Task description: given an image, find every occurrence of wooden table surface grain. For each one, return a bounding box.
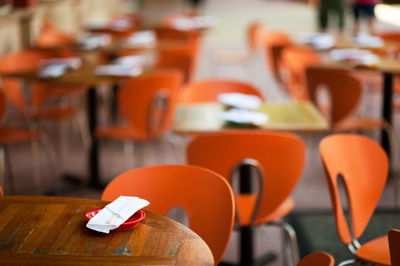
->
[0,196,214,266]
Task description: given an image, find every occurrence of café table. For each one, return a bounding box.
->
[0,196,214,266]
[173,101,329,134]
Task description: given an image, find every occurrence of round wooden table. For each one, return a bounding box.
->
[0,196,214,266]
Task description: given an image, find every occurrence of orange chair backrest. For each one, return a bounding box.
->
[156,53,193,84]
[118,69,183,139]
[187,131,305,223]
[154,26,200,44]
[306,66,361,126]
[36,20,76,48]
[0,89,7,121]
[247,21,262,53]
[281,46,321,101]
[178,79,265,104]
[263,31,293,82]
[0,186,3,196]
[389,229,400,266]
[101,164,235,264]
[0,50,53,111]
[320,134,388,244]
[297,252,335,266]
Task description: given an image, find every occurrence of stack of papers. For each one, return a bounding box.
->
[123,31,156,48]
[296,32,336,50]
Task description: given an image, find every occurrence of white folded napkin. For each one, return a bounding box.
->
[86,196,150,233]
[95,64,142,77]
[78,34,111,50]
[219,108,269,125]
[218,92,263,110]
[113,55,146,68]
[328,48,380,66]
[354,33,384,48]
[296,32,336,50]
[123,31,156,47]
[38,64,68,78]
[171,16,216,30]
[39,57,82,70]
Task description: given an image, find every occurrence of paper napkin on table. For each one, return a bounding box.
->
[123,31,156,47]
[218,92,263,110]
[86,196,150,234]
[219,108,269,125]
[78,34,111,50]
[95,64,142,77]
[296,32,336,50]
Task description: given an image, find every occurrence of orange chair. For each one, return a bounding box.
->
[95,70,183,167]
[0,186,3,196]
[247,21,262,55]
[154,26,201,44]
[178,79,265,104]
[389,229,400,266]
[187,131,306,265]
[297,252,334,266]
[0,88,50,194]
[306,65,388,133]
[101,164,235,265]
[281,46,321,101]
[320,134,390,266]
[262,31,293,86]
[36,19,76,49]
[156,52,193,84]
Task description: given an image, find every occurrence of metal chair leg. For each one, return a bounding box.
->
[338,259,358,266]
[282,222,300,265]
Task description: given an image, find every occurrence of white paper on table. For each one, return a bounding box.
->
[86,196,150,234]
[38,64,68,78]
[171,16,216,30]
[296,32,336,50]
[123,31,156,47]
[218,92,263,110]
[39,57,82,70]
[78,34,111,50]
[113,55,146,68]
[95,64,142,77]
[219,108,269,125]
[353,33,384,48]
[328,48,380,66]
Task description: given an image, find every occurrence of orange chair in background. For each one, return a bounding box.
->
[320,134,390,266]
[0,89,51,194]
[0,186,3,196]
[262,31,293,86]
[389,229,400,266]
[281,46,321,101]
[178,79,265,104]
[297,252,334,266]
[101,164,235,265]
[156,52,193,84]
[306,66,388,132]
[36,19,76,49]
[95,70,183,168]
[187,131,306,266]
[247,21,262,55]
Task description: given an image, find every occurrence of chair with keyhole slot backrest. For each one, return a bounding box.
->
[187,131,306,266]
[305,65,388,133]
[263,31,293,86]
[0,88,45,194]
[319,134,390,266]
[297,252,335,266]
[101,164,235,265]
[95,69,183,166]
[389,229,400,266]
[281,46,321,101]
[178,79,265,104]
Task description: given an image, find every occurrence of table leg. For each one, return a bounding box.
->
[382,72,393,158]
[87,87,102,188]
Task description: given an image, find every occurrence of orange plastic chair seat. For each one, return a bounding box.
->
[31,106,77,120]
[333,118,387,132]
[0,127,40,145]
[236,194,294,226]
[95,126,150,141]
[356,235,390,266]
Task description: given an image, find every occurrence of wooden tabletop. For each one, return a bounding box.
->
[0,196,214,266]
[173,101,329,134]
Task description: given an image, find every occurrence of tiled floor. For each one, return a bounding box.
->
[2,0,400,265]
